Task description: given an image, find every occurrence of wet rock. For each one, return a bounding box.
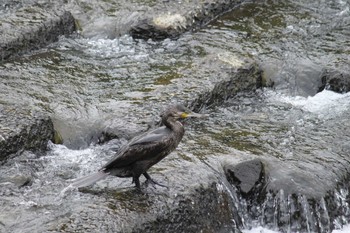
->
[99,62,262,142]
[57,0,245,40]
[266,157,350,232]
[130,14,187,40]
[222,155,350,232]
[224,159,265,196]
[190,63,263,111]
[263,58,324,97]
[53,129,64,145]
[7,175,33,187]
[50,159,241,233]
[130,184,238,233]
[0,6,75,60]
[0,0,249,57]
[318,69,350,93]
[130,0,245,40]
[0,105,54,161]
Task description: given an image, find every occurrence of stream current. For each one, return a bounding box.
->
[1,0,350,232]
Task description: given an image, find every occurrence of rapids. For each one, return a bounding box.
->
[1,0,350,232]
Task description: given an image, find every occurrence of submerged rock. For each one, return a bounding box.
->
[318,69,350,93]
[190,63,263,111]
[6,174,33,187]
[0,6,75,60]
[0,105,54,161]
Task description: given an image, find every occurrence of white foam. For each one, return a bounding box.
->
[47,143,95,165]
[242,225,350,233]
[333,225,350,233]
[242,227,280,233]
[85,36,136,57]
[44,142,104,176]
[66,35,151,60]
[266,89,350,119]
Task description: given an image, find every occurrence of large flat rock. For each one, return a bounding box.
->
[0,6,75,60]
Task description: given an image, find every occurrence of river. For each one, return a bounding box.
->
[0,0,350,232]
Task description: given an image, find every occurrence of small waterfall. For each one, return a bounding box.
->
[328,187,350,230]
[221,180,350,233]
[259,191,331,232]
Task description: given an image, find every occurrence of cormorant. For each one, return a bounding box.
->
[71,104,205,190]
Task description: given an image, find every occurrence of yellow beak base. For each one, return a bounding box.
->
[180,112,189,118]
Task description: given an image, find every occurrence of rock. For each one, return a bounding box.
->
[0,6,76,60]
[43,159,241,233]
[99,62,262,141]
[224,159,265,196]
[130,183,238,233]
[219,155,350,232]
[53,129,64,145]
[130,0,245,40]
[0,105,54,161]
[130,14,188,40]
[262,58,324,97]
[189,63,263,111]
[318,69,350,93]
[7,175,33,187]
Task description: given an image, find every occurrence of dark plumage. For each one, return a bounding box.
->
[71,104,205,190]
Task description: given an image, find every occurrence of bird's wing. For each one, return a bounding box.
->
[129,126,171,145]
[102,127,171,169]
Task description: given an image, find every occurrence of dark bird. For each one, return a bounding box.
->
[71,104,205,190]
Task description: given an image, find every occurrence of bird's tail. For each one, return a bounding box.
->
[71,171,109,188]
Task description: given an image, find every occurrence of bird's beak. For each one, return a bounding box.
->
[180,112,209,119]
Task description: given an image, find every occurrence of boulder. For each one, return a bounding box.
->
[0,105,54,161]
[130,0,245,40]
[318,69,350,93]
[224,158,265,196]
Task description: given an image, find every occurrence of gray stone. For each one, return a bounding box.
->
[54,0,246,40]
[189,63,263,111]
[318,69,350,93]
[220,155,350,232]
[42,160,241,233]
[130,0,243,39]
[7,174,33,187]
[0,6,75,60]
[0,105,54,161]
[224,159,265,195]
[129,0,245,40]
[130,184,237,233]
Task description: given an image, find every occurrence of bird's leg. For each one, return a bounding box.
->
[132,176,141,190]
[143,172,168,188]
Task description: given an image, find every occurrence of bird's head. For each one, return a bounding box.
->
[161,104,207,124]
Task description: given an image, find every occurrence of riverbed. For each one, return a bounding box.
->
[1,0,350,232]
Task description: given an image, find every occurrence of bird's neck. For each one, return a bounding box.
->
[164,120,184,134]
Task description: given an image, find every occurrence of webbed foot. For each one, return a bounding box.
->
[143,172,168,188]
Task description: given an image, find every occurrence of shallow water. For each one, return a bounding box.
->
[1,0,350,232]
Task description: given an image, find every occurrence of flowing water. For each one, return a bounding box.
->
[0,0,350,232]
